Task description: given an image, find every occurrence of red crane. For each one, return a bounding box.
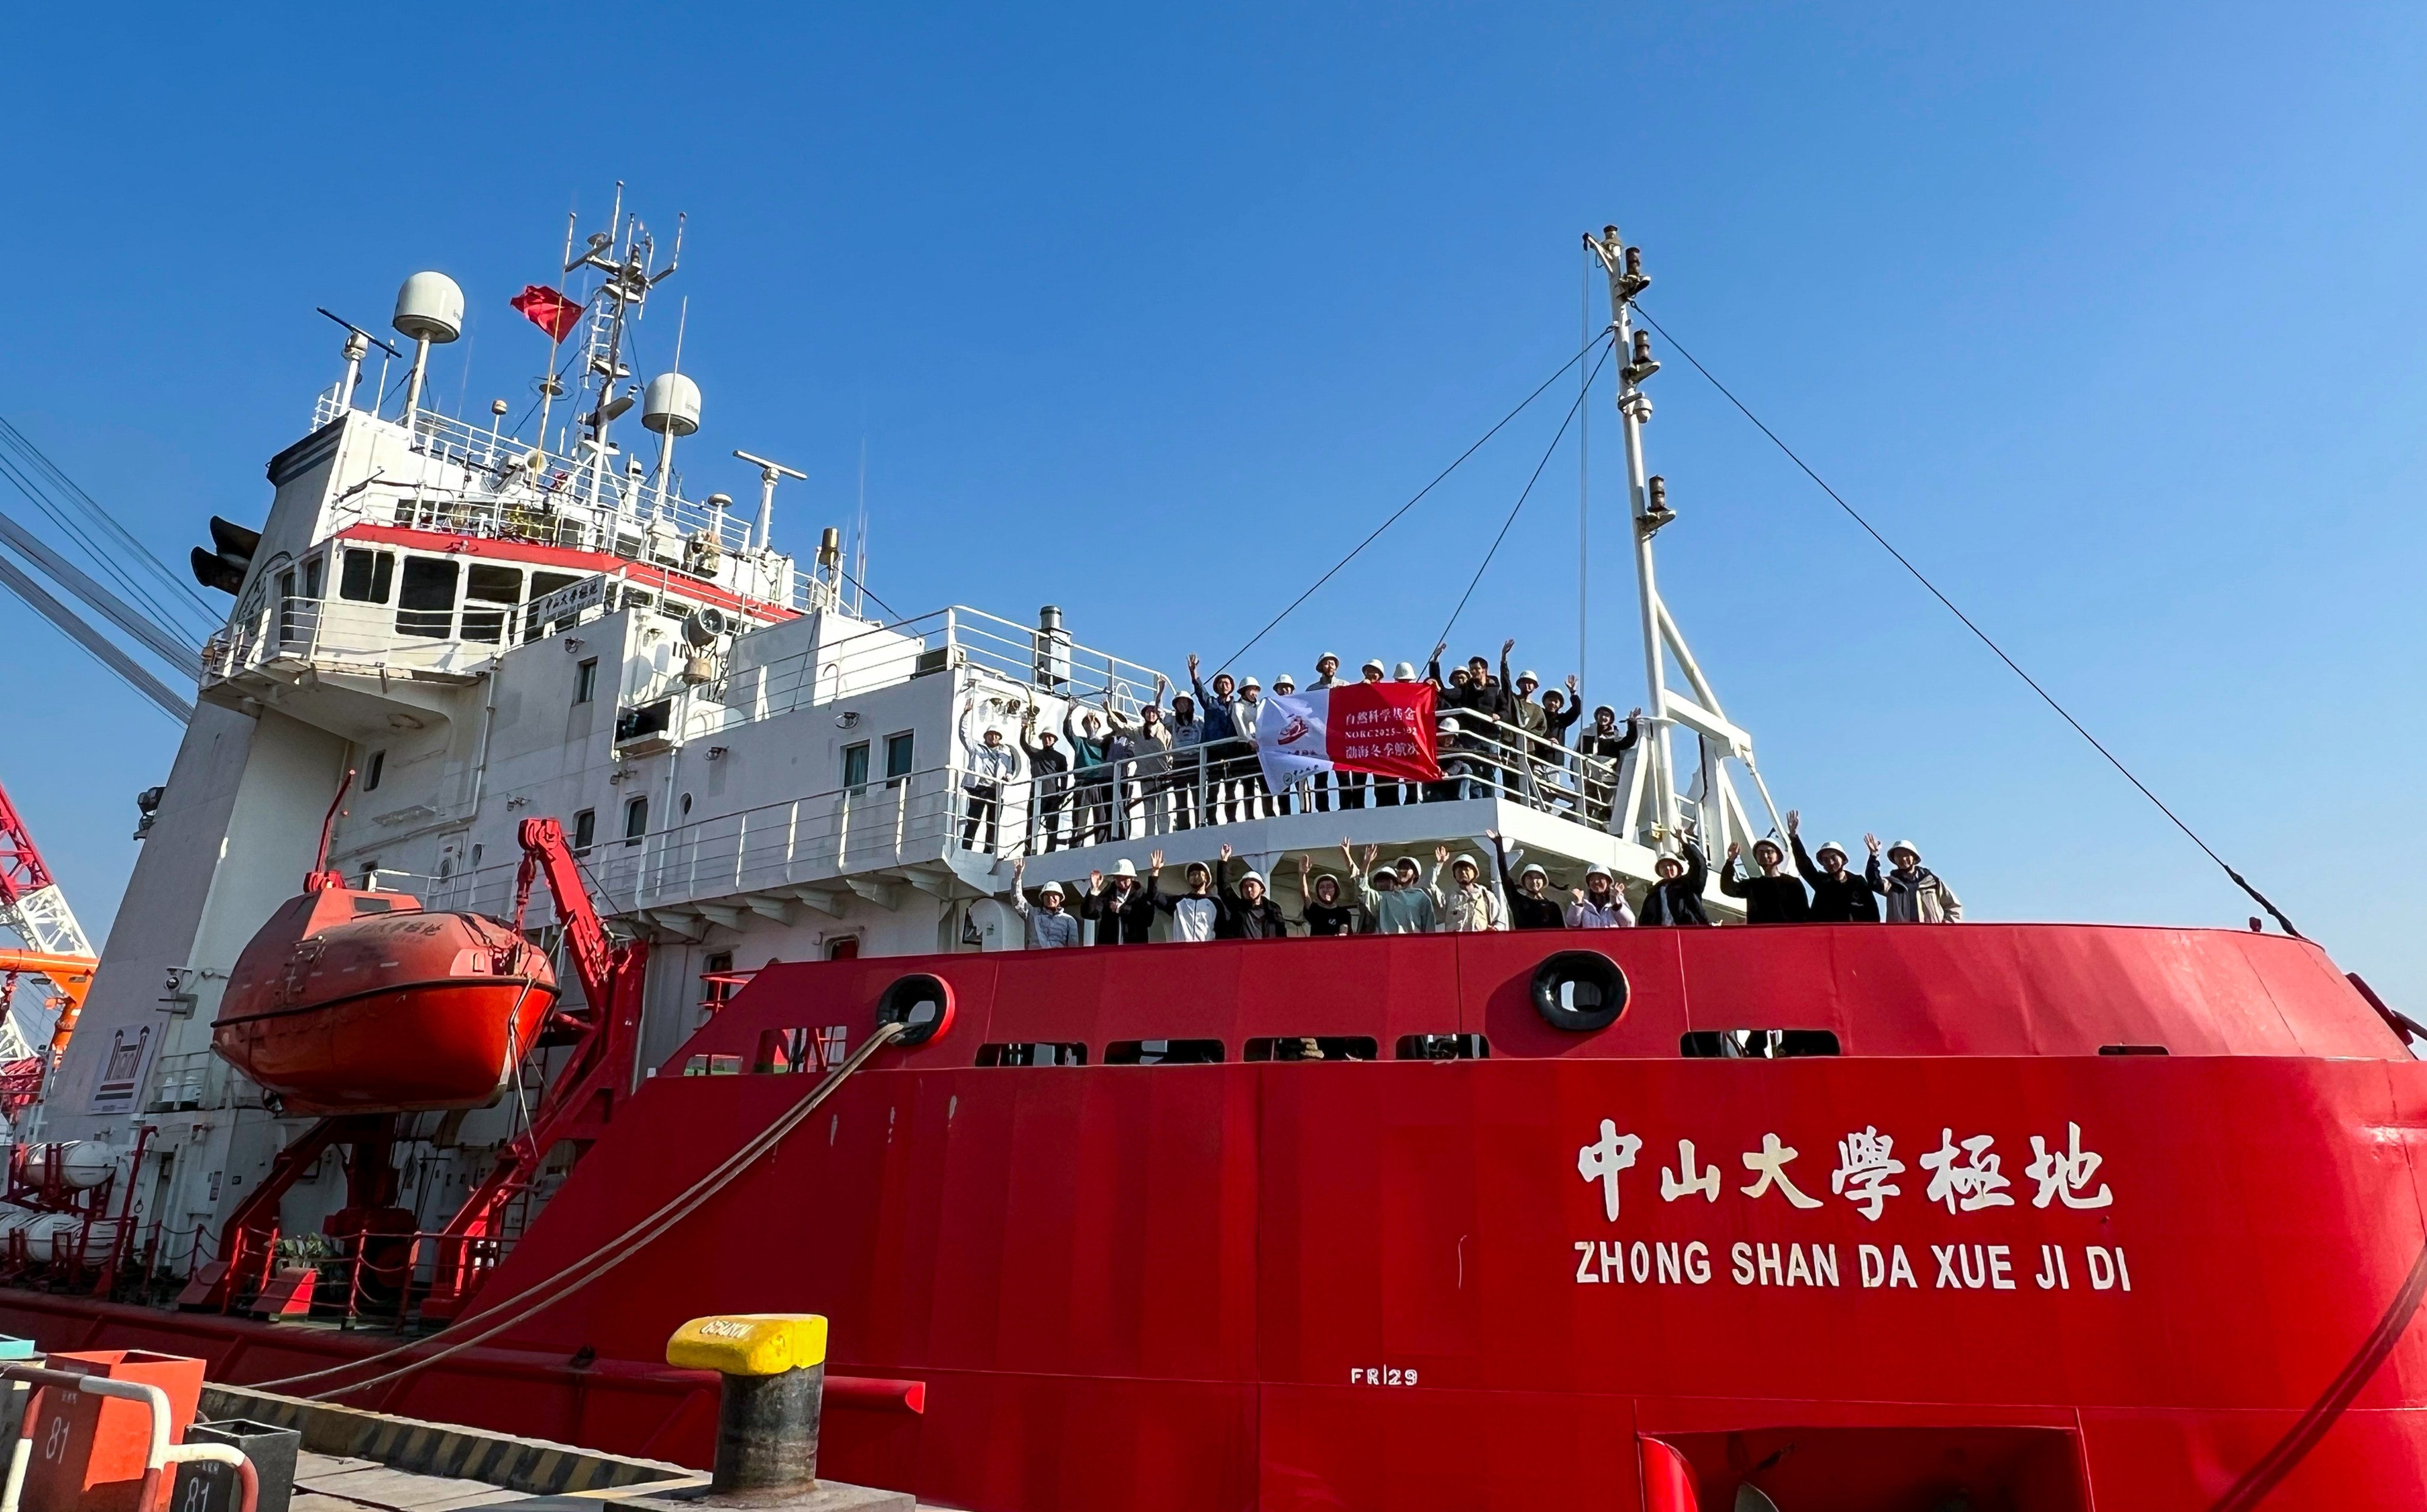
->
[420,815,648,1319]
[180,814,647,1318]
[0,775,97,1111]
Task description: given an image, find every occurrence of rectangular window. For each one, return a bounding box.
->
[396,557,459,638]
[1104,1039,1225,1065]
[571,808,596,855]
[884,731,915,787]
[338,549,395,604]
[303,555,326,600]
[461,564,523,643]
[364,750,386,791]
[841,741,869,793]
[574,658,599,705]
[623,795,648,846]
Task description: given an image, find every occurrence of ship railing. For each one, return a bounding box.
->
[311,394,830,613]
[450,715,1651,923]
[712,606,1168,723]
[207,595,508,683]
[955,706,1658,859]
[587,766,967,912]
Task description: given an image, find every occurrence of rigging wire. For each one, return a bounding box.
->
[0,420,216,638]
[1629,304,2304,938]
[1434,338,1613,653]
[1212,328,1613,677]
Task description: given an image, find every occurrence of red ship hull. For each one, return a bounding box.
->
[12,924,2426,1508]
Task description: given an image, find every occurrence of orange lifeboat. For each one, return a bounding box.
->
[212,884,558,1115]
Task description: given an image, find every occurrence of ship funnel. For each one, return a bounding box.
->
[1034,605,1072,691]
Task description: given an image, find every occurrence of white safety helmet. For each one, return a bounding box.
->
[1393,661,1418,680]
[1274,675,1296,691]
[1519,862,1547,880]
[1517,669,1540,686]
[1584,864,1613,882]
[1241,676,1261,691]
[1452,853,1479,874]
[1110,859,1138,878]
[1753,836,1785,860]
[1363,658,1386,675]
[1038,880,1064,897]
[1240,870,1266,889]
[1888,839,1921,864]
[1815,840,1849,863]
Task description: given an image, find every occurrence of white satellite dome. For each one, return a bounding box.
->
[393,271,465,344]
[642,372,702,436]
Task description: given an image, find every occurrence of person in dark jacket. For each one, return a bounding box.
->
[1064,705,1113,844]
[1187,653,1248,823]
[1577,705,1643,827]
[1018,708,1070,852]
[1636,831,1710,926]
[1213,845,1290,938]
[1719,836,1812,923]
[1081,856,1158,944]
[1294,853,1358,935]
[1787,810,1880,922]
[1488,829,1566,930]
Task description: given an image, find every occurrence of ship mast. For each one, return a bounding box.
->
[1586,226,1782,858]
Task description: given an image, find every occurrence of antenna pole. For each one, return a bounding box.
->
[1588,225,1675,844]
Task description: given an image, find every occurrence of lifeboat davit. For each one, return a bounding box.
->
[212,884,557,1115]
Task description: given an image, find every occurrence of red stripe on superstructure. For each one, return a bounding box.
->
[328,524,799,622]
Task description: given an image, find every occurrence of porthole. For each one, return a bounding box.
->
[1530,951,1628,1032]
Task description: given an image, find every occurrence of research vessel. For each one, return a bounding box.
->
[0,200,2419,1510]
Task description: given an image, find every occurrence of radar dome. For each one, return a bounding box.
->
[393,272,465,343]
[642,372,702,436]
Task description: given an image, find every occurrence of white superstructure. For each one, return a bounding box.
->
[32,209,1779,1261]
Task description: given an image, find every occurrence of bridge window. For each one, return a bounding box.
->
[338,548,394,605]
[461,564,522,643]
[574,658,599,704]
[1680,1030,1841,1059]
[884,731,916,787]
[396,557,459,638]
[623,797,648,846]
[1104,1039,1224,1065]
[571,808,596,855]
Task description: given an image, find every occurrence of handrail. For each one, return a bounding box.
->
[0,1364,255,1512]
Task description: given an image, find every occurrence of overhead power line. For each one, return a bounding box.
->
[1630,304,2302,938]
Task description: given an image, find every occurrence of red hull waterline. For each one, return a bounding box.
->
[10,923,2426,1510]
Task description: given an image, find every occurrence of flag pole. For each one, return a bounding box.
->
[534,209,576,459]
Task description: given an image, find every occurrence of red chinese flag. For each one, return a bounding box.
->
[1324,681,1441,782]
[510,285,585,342]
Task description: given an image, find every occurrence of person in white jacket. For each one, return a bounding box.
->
[1430,844,1500,932]
[1565,865,1636,928]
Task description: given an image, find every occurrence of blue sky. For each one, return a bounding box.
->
[4,5,2424,999]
